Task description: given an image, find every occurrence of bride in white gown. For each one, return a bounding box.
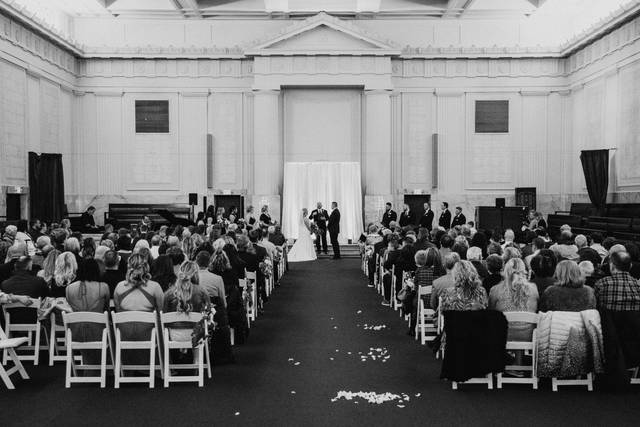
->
[288,208,317,262]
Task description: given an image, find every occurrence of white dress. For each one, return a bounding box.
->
[288,214,317,262]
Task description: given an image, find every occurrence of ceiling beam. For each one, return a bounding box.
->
[172,0,202,18]
[442,0,476,18]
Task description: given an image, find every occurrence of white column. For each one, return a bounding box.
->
[252,89,282,220]
[363,89,392,224]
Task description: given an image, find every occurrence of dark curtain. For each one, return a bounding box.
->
[28,152,65,222]
[579,149,609,215]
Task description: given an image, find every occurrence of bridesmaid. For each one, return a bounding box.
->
[244,205,258,229]
[259,205,272,227]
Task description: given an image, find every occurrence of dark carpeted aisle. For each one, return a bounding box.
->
[3,259,640,426]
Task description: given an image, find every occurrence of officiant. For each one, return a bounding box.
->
[309,202,328,254]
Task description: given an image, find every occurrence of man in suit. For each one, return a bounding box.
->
[438,202,452,229]
[328,202,341,259]
[309,202,328,254]
[451,206,466,228]
[398,203,414,228]
[381,203,397,229]
[419,202,434,231]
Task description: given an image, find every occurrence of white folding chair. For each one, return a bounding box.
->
[496,311,539,389]
[391,266,399,311]
[0,324,30,389]
[436,297,445,360]
[160,311,211,387]
[49,313,67,365]
[62,311,113,388]
[2,298,43,365]
[399,272,412,320]
[552,373,593,391]
[245,270,258,321]
[415,286,437,344]
[111,310,163,388]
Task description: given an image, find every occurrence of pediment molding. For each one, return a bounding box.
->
[245,12,401,57]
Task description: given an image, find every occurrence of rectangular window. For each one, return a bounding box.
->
[135,100,169,133]
[475,100,509,133]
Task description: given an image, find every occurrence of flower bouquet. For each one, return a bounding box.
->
[260,258,273,278]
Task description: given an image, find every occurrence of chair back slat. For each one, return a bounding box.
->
[2,298,41,311]
[417,285,433,297]
[160,311,204,325]
[63,311,109,325]
[503,311,538,324]
[112,310,157,324]
[245,271,257,281]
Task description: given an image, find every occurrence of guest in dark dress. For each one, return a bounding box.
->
[151,254,177,292]
[101,250,125,297]
[51,252,78,298]
[530,249,557,296]
[482,254,503,295]
[259,205,273,227]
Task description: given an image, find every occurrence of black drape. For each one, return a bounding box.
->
[28,152,65,222]
[580,149,609,215]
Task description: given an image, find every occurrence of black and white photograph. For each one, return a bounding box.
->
[1,0,640,425]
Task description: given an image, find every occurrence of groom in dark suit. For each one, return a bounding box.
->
[328,201,341,259]
[309,202,328,254]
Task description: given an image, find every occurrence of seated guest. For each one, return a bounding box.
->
[116,235,133,265]
[440,260,488,311]
[151,254,177,292]
[102,250,125,296]
[594,251,640,311]
[65,260,110,360]
[524,237,546,268]
[467,247,488,279]
[578,247,606,286]
[0,225,17,263]
[258,229,277,260]
[51,252,78,298]
[114,253,164,312]
[413,227,433,251]
[269,225,286,247]
[502,229,515,249]
[439,234,454,260]
[80,238,96,260]
[1,255,49,299]
[482,254,503,295]
[624,242,640,280]
[575,234,588,250]
[149,235,161,259]
[540,260,596,311]
[32,236,51,268]
[529,249,557,295]
[489,258,538,313]
[166,247,186,276]
[81,206,98,230]
[64,237,82,266]
[409,248,443,333]
[502,247,522,263]
[430,253,461,309]
[589,232,608,260]
[381,234,402,306]
[0,242,28,284]
[487,241,503,257]
[196,251,226,307]
[237,235,258,274]
[489,258,538,342]
[550,231,579,261]
[163,261,211,342]
[37,248,60,287]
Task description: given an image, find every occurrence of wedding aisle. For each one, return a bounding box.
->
[3,260,640,426]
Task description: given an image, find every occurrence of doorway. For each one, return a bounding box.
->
[403,194,431,226]
[214,195,244,220]
[6,194,21,221]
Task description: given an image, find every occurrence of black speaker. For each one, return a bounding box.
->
[495,198,505,208]
[189,193,198,206]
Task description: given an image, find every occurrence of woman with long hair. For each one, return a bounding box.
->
[489,258,539,341]
[440,260,487,311]
[51,252,78,298]
[113,253,164,312]
[37,248,61,288]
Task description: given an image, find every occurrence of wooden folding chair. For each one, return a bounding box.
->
[111,310,163,388]
[415,285,437,344]
[496,311,539,389]
[2,298,43,365]
[160,311,211,387]
[62,311,113,388]
[0,324,30,389]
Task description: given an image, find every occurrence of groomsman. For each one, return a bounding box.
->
[309,202,328,254]
[438,202,452,229]
[328,202,341,259]
[381,202,397,229]
[451,206,467,228]
[419,203,434,231]
[399,203,414,228]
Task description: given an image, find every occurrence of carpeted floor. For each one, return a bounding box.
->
[3,259,640,427]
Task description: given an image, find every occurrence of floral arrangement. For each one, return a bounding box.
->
[191,303,217,349]
[273,247,283,264]
[260,257,273,278]
[309,222,319,235]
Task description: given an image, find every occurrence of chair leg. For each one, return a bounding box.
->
[34,325,41,366]
[149,340,155,389]
[205,343,212,379]
[100,338,107,388]
[198,346,204,387]
[49,323,55,366]
[8,348,29,380]
[0,363,15,389]
[163,333,169,388]
[114,340,121,389]
[65,342,72,388]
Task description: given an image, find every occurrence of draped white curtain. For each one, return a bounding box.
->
[282,162,363,243]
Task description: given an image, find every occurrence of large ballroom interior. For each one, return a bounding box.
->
[1,0,640,425]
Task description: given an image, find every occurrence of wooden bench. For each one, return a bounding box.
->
[105,204,191,230]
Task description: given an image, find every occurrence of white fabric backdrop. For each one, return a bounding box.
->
[282,162,363,243]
